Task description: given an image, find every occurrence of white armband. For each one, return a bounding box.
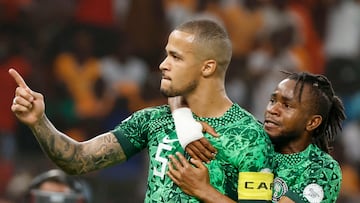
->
[172,107,203,149]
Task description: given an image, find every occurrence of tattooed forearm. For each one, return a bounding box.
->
[79,135,127,173]
[30,115,127,175]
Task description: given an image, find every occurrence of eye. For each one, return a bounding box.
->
[283,103,291,108]
[172,54,181,61]
[169,51,182,61]
[269,97,276,104]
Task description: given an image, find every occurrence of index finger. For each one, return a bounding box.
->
[8,68,29,89]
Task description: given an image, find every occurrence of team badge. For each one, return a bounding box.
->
[303,183,324,203]
[272,177,288,202]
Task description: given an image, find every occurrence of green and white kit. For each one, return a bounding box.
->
[112,104,274,202]
[272,144,342,203]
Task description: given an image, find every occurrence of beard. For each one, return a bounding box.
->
[160,87,179,97]
[270,131,301,152]
[160,80,197,97]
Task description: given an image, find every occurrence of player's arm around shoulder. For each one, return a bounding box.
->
[215,122,274,202]
[238,124,274,202]
[221,120,273,169]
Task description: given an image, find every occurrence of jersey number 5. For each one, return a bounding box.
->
[153,143,172,179]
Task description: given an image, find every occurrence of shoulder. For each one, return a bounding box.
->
[215,104,270,147]
[307,145,341,172]
[222,104,264,130]
[301,153,342,203]
[131,105,171,118]
[113,105,170,130]
[302,145,342,191]
[232,104,264,129]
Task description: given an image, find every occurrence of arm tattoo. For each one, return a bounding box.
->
[31,115,127,174]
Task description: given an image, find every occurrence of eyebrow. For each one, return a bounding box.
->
[271,92,294,102]
[168,50,178,56]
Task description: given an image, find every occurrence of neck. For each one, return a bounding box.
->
[276,134,312,154]
[185,85,233,118]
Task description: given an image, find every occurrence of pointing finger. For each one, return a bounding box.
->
[8,68,29,89]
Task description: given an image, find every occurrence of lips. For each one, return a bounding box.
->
[161,74,171,80]
[264,116,281,137]
[264,117,280,128]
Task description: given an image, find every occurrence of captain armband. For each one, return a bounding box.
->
[238,171,274,201]
[172,107,203,149]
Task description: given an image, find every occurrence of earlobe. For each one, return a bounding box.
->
[202,60,216,77]
[306,115,322,131]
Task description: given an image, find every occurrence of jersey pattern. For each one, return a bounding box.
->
[112,104,274,202]
[272,144,342,203]
[194,105,274,201]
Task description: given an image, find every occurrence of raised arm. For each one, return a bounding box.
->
[9,68,126,174]
[30,116,126,174]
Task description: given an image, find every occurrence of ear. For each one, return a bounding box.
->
[202,60,217,77]
[306,115,322,131]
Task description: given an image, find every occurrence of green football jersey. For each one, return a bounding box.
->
[112,104,274,202]
[272,144,342,203]
[195,105,274,201]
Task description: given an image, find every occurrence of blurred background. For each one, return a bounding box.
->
[0,0,359,202]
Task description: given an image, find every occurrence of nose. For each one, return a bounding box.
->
[266,102,280,116]
[159,56,169,71]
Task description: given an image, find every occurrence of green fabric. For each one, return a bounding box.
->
[112,104,274,202]
[284,190,305,203]
[272,144,342,203]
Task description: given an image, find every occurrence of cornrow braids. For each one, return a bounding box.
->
[282,71,346,153]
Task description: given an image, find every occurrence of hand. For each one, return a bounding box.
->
[167,152,211,198]
[9,68,45,126]
[168,152,236,203]
[186,122,218,163]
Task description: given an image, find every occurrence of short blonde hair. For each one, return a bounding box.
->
[176,19,232,72]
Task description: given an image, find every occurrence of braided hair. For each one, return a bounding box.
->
[284,71,346,153]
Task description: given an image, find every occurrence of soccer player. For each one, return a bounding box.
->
[168,72,345,203]
[10,19,273,202]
